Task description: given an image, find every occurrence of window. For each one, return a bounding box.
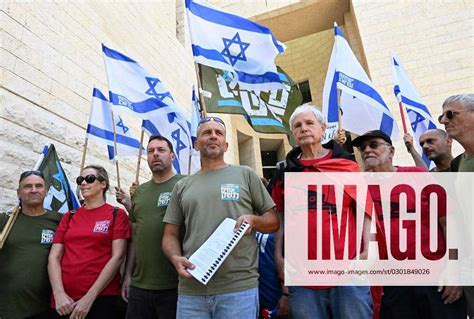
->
[298,80,312,104]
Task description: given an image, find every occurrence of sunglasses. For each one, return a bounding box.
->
[357,141,391,151]
[76,174,102,185]
[198,117,226,128]
[438,110,462,123]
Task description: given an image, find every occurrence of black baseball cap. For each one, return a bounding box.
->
[351,130,392,147]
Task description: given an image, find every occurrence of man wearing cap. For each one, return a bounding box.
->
[352,130,466,319]
[270,103,377,319]
[162,116,279,318]
[0,171,62,319]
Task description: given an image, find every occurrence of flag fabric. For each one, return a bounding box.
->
[391,51,436,168]
[142,110,198,175]
[37,145,80,214]
[186,0,286,91]
[86,88,143,161]
[200,64,302,139]
[322,24,399,144]
[102,44,176,119]
[190,86,201,147]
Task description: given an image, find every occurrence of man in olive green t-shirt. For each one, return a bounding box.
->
[162,117,279,318]
[440,94,474,316]
[116,135,184,319]
[0,170,62,319]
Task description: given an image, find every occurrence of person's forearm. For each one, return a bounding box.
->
[48,255,66,295]
[162,232,183,263]
[408,146,428,169]
[252,208,279,233]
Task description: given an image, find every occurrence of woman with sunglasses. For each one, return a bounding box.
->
[48,165,130,319]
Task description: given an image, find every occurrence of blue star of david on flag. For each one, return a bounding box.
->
[145,77,173,102]
[171,129,187,157]
[116,117,129,134]
[186,0,286,90]
[410,111,425,132]
[221,32,250,66]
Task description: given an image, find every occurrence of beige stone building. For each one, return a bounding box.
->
[1,0,473,210]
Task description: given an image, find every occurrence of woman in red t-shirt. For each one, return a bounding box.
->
[48,165,130,319]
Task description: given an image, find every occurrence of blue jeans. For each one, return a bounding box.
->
[289,286,373,319]
[177,287,259,319]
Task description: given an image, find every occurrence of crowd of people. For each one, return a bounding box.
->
[0,93,472,319]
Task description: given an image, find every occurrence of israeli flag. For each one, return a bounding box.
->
[142,109,200,175]
[322,24,399,143]
[391,51,436,168]
[86,88,143,160]
[102,44,175,119]
[186,0,286,91]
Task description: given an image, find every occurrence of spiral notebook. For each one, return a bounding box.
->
[187,218,249,285]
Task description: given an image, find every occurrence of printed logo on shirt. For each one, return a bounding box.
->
[93,220,111,234]
[157,192,172,207]
[40,229,55,244]
[221,184,240,201]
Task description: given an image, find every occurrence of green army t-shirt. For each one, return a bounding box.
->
[0,210,62,319]
[459,154,474,172]
[164,165,275,295]
[130,174,184,290]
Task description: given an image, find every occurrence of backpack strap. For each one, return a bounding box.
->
[112,206,118,223]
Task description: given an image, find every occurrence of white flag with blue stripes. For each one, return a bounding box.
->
[86,88,143,160]
[142,109,199,175]
[102,44,176,119]
[186,0,286,91]
[322,24,399,143]
[391,51,436,167]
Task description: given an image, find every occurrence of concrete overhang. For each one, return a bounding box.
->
[252,0,350,42]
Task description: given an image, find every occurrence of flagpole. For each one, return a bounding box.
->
[397,100,412,153]
[194,63,208,117]
[80,138,88,173]
[398,101,408,134]
[110,110,121,189]
[135,130,145,184]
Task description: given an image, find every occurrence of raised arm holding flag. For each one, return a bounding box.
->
[391,51,437,169]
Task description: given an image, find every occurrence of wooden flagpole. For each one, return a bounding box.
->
[111,110,121,189]
[135,130,145,184]
[0,206,20,249]
[80,138,88,173]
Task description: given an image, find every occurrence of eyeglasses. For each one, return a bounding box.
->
[198,117,226,128]
[438,110,465,123]
[76,174,101,185]
[357,141,391,151]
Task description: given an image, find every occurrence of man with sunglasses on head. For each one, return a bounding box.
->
[162,116,279,318]
[353,130,466,319]
[439,94,474,318]
[0,171,62,319]
[439,94,474,173]
[115,135,184,319]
